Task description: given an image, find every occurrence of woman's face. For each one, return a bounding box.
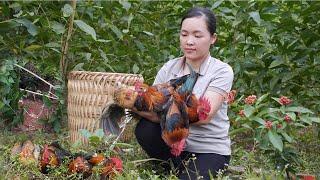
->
[180,16,216,62]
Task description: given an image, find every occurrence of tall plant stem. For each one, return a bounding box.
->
[60,0,77,82]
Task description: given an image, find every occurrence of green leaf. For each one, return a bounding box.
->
[99,49,107,61]
[134,39,145,52]
[252,117,265,125]
[271,97,280,104]
[73,63,84,71]
[96,39,111,43]
[89,136,100,144]
[212,0,224,9]
[229,127,248,136]
[13,10,23,18]
[242,123,253,130]
[281,132,293,143]
[249,11,261,25]
[94,129,105,138]
[299,115,313,125]
[0,101,4,109]
[80,129,91,139]
[294,123,306,127]
[51,21,65,34]
[109,24,123,39]
[45,42,61,48]
[257,107,279,117]
[14,19,38,36]
[142,31,154,36]
[286,106,314,114]
[132,64,139,74]
[244,105,255,117]
[268,130,283,152]
[74,20,97,40]
[119,1,131,11]
[308,117,320,123]
[269,76,280,90]
[269,60,283,68]
[114,142,134,148]
[256,93,269,105]
[62,4,73,17]
[24,44,42,51]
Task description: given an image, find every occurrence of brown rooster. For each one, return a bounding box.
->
[101,157,123,179]
[40,142,72,173]
[160,92,190,156]
[11,140,40,165]
[68,155,92,178]
[114,64,211,156]
[86,153,106,166]
[159,63,212,156]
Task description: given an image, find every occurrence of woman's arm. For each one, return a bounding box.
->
[192,90,225,125]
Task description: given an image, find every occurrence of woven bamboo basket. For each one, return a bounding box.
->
[67,71,143,144]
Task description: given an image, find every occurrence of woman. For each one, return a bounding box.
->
[134,7,234,179]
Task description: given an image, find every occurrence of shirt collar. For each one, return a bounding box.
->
[172,55,212,77]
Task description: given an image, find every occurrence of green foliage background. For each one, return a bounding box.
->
[1,1,319,109]
[0,1,319,178]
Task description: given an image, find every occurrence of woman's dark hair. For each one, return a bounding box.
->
[181,7,216,35]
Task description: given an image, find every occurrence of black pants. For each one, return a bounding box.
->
[135,118,230,180]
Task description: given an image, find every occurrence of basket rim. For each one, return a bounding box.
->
[69,71,142,77]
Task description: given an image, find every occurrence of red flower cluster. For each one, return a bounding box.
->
[238,109,245,117]
[276,124,282,129]
[265,120,273,129]
[244,95,257,105]
[279,96,292,106]
[284,115,292,123]
[227,90,237,104]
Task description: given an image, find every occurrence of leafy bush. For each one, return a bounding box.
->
[229,93,320,172]
[0,59,23,126]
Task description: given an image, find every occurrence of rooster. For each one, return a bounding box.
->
[39,141,72,173]
[159,63,211,156]
[100,157,123,179]
[11,140,40,165]
[68,155,92,178]
[115,72,190,113]
[86,153,106,166]
[114,64,211,156]
[160,92,190,156]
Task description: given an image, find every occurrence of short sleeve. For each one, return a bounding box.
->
[207,65,234,98]
[153,64,168,85]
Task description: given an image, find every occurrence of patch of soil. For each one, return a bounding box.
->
[12,98,55,133]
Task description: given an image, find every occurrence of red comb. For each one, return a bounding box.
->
[199,96,211,112]
[134,80,142,92]
[198,97,211,121]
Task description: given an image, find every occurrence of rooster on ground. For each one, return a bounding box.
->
[11,140,40,165]
[68,155,93,178]
[39,141,72,173]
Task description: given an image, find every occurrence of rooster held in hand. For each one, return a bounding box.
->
[114,63,211,156]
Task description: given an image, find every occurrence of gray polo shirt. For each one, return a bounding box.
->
[153,55,234,155]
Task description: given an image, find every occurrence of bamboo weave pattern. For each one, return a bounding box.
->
[67,71,143,144]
